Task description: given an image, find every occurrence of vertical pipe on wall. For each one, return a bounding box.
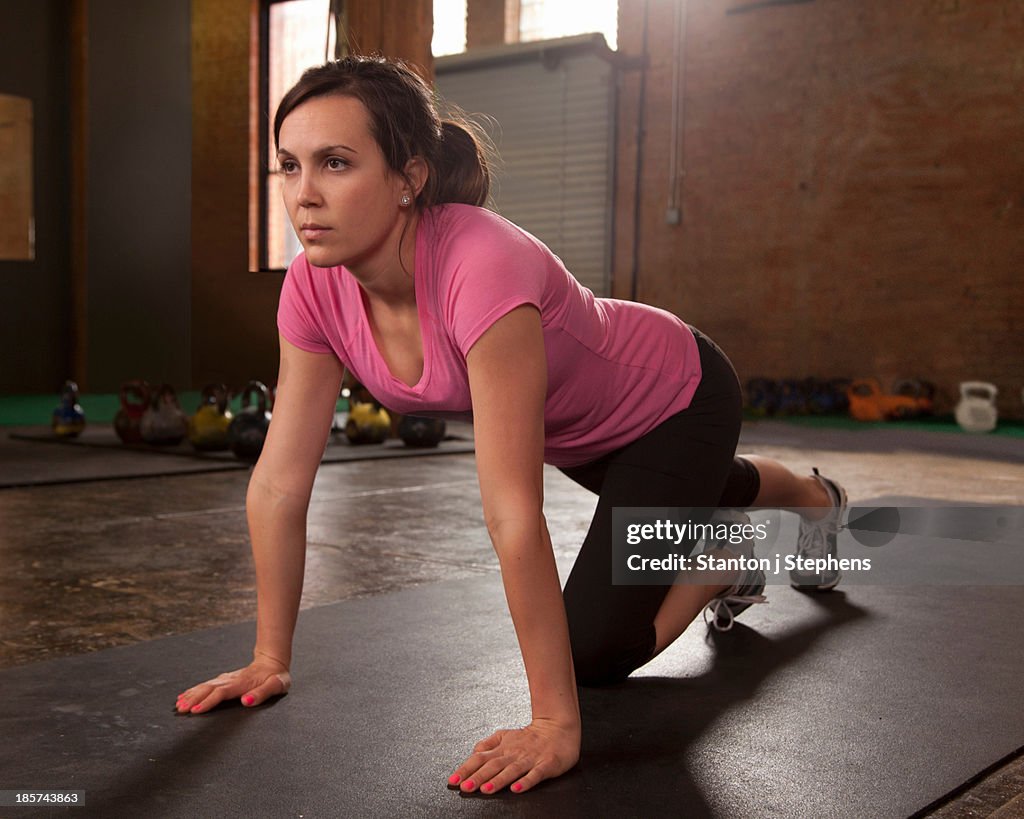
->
[666,0,680,214]
[666,0,687,224]
[70,0,89,388]
[628,0,650,302]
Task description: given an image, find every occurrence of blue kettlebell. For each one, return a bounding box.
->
[52,380,86,438]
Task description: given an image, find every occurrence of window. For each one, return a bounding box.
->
[432,0,467,56]
[260,0,332,271]
[518,0,618,50]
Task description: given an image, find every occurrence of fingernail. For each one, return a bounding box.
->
[512,783,523,793]
[481,783,494,793]
[242,695,255,706]
[190,705,201,713]
[463,780,475,790]
[447,774,461,786]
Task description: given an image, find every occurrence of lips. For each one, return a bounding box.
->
[300,223,332,240]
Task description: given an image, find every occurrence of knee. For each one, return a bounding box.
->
[570,626,655,687]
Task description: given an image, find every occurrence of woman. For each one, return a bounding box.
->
[175,56,846,795]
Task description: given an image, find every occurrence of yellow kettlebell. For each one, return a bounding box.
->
[188,383,234,451]
[345,399,391,445]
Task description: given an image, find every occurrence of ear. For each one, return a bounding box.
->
[402,156,429,200]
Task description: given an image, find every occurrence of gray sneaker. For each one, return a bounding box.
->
[704,565,767,632]
[789,469,848,591]
[701,511,768,632]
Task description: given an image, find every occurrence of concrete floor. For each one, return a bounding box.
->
[2,419,1022,816]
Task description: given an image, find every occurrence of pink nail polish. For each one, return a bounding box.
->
[481,783,494,793]
[464,780,475,790]
[448,774,461,786]
[512,783,523,793]
[190,705,201,712]
[242,695,254,706]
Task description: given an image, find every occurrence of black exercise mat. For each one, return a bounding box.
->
[3,426,475,489]
[2,564,1022,816]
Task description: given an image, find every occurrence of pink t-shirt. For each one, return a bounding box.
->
[277,204,701,468]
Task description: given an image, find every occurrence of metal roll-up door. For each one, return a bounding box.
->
[436,35,618,296]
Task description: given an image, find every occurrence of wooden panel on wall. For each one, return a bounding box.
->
[346,0,434,78]
[192,0,283,388]
[0,95,34,261]
[466,0,505,48]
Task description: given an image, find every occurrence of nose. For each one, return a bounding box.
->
[296,171,322,208]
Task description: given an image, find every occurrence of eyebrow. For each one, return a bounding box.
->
[276,144,359,159]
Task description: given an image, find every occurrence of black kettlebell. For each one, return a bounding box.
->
[398,415,446,448]
[228,380,272,462]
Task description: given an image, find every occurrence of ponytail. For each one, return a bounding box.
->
[421,119,492,208]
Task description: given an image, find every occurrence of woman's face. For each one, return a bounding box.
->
[277,95,412,273]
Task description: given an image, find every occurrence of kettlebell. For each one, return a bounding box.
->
[345,399,391,445]
[745,378,778,416]
[52,380,86,438]
[398,414,446,448]
[776,380,808,415]
[955,381,998,433]
[228,380,272,461]
[828,378,852,414]
[188,383,233,451]
[113,380,151,444]
[141,383,189,445]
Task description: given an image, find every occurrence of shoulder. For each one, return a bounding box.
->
[425,204,546,259]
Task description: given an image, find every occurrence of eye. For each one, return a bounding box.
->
[326,156,349,171]
[278,159,298,174]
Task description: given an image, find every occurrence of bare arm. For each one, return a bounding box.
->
[451,305,581,793]
[176,335,343,713]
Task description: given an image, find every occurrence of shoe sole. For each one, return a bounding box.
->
[790,573,841,593]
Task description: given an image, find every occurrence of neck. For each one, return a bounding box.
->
[349,211,420,307]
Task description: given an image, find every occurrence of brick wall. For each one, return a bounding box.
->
[614,0,1024,415]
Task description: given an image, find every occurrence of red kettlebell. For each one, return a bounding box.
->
[113,380,151,444]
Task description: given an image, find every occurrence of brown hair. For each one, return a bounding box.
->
[273,55,491,208]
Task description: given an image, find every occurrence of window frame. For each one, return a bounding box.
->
[255,0,278,273]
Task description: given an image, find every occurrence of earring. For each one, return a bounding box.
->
[400,195,411,206]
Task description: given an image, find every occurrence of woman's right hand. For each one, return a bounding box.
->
[175,656,291,715]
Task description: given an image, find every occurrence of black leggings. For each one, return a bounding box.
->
[559,328,760,686]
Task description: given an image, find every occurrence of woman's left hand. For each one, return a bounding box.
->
[449,717,581,795]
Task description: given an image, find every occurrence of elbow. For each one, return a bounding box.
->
[246,466,313,520]
[483,508,546,554]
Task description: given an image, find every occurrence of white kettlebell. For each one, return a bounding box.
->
[955,381,998,433]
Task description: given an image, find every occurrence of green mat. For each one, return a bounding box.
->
[743,411,1024,439]
[5,394,1022,439]
[0,392,349,427]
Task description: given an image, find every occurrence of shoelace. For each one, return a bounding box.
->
[703,585,768,632]
[796,517,831,559]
